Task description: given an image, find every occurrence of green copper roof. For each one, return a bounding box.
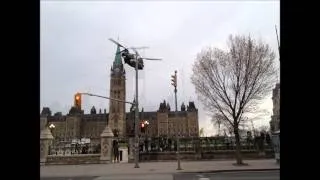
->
[114,45,122,65]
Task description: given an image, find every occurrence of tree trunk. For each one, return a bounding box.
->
[234,125,244,165]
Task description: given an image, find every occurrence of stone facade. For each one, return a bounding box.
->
[41,100,199,144]
[270,83,280,132]
[42,111,108,145]
[126,101,199,137]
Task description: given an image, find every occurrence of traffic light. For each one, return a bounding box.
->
[171,70,177,87]
[74,93,82,109]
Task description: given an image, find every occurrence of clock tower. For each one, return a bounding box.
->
[108,45,126,137]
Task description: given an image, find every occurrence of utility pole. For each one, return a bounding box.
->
[275,25,280,82]
[275,25,280,62]
[171,70,182,170]
[275,25,280,131]
[134,53,140,168]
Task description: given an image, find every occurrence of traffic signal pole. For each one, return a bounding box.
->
[81,93,134,105]
[171,70,182,170]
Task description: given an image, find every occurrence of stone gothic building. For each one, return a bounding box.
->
[40,45,199,144]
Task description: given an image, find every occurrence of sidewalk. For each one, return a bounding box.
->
[40,159,279,177]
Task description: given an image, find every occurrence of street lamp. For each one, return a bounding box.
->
[141,121,149,134]
[141,120,150,152]
[49,123,55,132]
[144,120,149,126]
[48,123,55,155]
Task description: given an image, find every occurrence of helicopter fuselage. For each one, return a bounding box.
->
[121,52,144,70]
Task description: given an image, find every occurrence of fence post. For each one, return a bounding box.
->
[100,125,114,164]
[40,127,54,166]
[128,137,135,162]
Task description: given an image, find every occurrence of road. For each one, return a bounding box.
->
[41,174,172,180]
[173,170,280,180]
[41,177,98,180]
[41,170,279,180]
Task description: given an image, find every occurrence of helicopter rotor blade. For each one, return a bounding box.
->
[129,46,149,50]
[108,38,128,49]
[142,58,162,61]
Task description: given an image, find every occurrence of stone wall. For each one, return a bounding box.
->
[46,154,100,165]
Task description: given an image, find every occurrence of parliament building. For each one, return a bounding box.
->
[40,45,199,144]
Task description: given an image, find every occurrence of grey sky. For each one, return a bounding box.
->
[40,1,280,136]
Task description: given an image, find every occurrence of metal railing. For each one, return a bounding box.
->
[137,136,273,153]
[48,143,101,156]
[47,136,273,156]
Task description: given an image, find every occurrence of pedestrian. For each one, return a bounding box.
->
[113,140,120,163]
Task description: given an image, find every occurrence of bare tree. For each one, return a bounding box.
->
[191,34,277,165]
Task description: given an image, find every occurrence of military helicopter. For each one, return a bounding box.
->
[108,38,161,70]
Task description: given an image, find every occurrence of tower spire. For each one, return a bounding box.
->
[113,45,122,65]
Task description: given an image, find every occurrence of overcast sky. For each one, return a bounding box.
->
[40,1,280,136]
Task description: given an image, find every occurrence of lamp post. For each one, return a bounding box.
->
[48,123,55,155]
[49,123,55,134]
[141,120,149,152]
[145,120,149,152]
[143,120,150,130]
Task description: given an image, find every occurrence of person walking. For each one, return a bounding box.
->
[113,140,120,163]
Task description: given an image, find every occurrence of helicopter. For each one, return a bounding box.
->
[108,38,161,70]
